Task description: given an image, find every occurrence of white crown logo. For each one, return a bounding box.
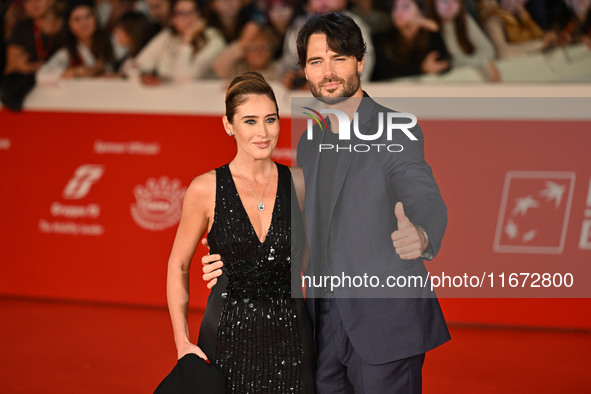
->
[131,177,186,231]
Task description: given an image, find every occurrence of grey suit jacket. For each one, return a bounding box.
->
[297,92,450,364]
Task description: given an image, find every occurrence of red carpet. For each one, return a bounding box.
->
[1,297,589,393]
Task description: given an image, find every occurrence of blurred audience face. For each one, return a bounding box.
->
[435,0,460,20]
[113,26,132,49]
[268,0,294,33]
[146,0,171,26]
[244,33,274,70]
[391,0,421,28]
[307,0,347,14]
[24,0,52,19]
[172,0,199,34]
[69,6,97,41]
[212,0,243,20]
[566,0,591,17]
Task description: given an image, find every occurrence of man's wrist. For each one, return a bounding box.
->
[415,225,432,259]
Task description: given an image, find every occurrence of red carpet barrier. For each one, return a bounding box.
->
[1,110,590,329]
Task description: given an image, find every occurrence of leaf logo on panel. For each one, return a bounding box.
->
[131,177,186,231]
[493,171,576,254]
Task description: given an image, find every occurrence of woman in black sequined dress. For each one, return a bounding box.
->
[166,72,315,393]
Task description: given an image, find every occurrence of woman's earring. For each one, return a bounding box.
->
[228,132,233,136]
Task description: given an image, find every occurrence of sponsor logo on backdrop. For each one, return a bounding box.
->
[94,140,160,155]
[579,178,591,249]
[131,177,186,231]
[0,138,10,150]
[63,164,105,199]
[39,164,105,236]
[493,171,576,254]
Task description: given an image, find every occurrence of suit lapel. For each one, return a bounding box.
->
[303,123,323,256]
[327,144,355,227]
[326,93,377,234]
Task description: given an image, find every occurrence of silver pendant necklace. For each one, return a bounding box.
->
[233,161,273,211]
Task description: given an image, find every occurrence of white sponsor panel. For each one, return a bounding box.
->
[493,171,576,254]
[131,176,186,231]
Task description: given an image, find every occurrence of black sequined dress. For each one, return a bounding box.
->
[198,163,315,393]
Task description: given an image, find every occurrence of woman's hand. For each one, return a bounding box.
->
[542,31,558,49]
[421,51,450,74]
[140,73,163,85]
[88,59,106,76]
[63,60,106,78]
[62,66,83,78]
[239,21,261,48]
[5,47,42,74]
[177,341,209,360]
[417,17,439,32]
[182,16,207,44]
[487,61,502,82]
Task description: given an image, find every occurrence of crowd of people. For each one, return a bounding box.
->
[0,0,590,109]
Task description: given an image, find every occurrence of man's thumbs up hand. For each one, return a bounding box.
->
[391,202,429,260]
[395,201,412,229]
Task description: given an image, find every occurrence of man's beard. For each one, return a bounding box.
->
[309,72,361,105]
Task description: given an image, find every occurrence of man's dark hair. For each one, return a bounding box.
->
[296,12,366,67]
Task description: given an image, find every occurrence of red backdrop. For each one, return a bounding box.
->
[1,110,589,329]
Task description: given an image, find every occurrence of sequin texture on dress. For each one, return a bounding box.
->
[199,163,313,393]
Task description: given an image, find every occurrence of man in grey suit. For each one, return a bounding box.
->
[293,12,450,393]
[203,12,450,393]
